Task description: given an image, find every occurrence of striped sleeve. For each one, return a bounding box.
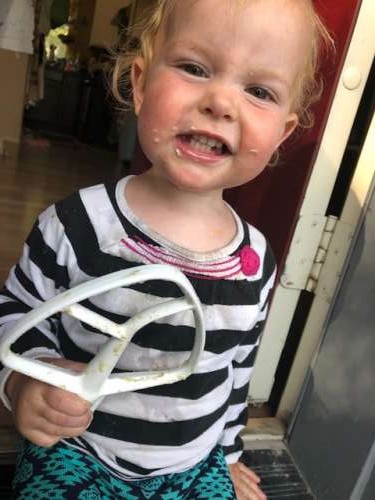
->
[0,204,70,408]
[220,244,277,464]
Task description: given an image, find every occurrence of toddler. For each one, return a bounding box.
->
[0,0,332,498]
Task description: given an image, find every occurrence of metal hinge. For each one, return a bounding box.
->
[305,216,338,292]
[280,214,339,292]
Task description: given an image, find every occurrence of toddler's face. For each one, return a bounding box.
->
[132,0,312,194]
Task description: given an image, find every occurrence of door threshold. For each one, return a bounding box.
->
[241,418,315,499]
[242,416,285,444]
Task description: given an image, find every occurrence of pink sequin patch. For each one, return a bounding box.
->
[239,245,260,276]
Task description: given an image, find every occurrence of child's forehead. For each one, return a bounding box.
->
[165,0,243,26]
[162,0,309,35]
[158,0,310,47]
[164,0,305,16]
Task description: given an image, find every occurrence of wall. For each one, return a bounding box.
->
[90,0,132,48]
[0,49,29,158]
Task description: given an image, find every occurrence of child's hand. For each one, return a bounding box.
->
[5,358,92,448]
[229,462,267,499]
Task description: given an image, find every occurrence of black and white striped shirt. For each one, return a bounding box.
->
[0,177,276,478]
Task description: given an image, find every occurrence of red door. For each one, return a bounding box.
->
[224,0,363,269]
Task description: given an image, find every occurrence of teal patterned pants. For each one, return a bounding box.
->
[12,440,236,499]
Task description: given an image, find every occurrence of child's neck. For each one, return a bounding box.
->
[124,171,238,253]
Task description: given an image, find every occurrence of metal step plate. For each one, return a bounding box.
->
[242,442,315,499]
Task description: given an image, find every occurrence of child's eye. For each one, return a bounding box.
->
[179,63,208,78]
[246,86,275,102]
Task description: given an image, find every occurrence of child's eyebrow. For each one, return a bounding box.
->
[246,68,292,90]
[166,39,213,58]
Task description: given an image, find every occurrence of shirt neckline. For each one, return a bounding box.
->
[115,176,245,263]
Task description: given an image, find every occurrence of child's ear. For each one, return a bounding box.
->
[131,56,146,115]
[277,112,299,147]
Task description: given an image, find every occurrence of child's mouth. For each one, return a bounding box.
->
[178,134,230,156]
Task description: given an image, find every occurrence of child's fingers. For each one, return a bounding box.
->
[234,477,267,500]
[38,357,91,416]
[42,404,92,429]
[24,423,87,448]
[45,388,91,417]
[38,418,89,440]
[19,412,90,448]
[237,462,262,483]
[9,371,92,447]
[229,463,267,500]
[25,429,61,448]
[235,480,267,500]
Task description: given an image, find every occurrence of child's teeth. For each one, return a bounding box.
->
[191,135,224,150]
[192,134,207,145]
[191,139,210,152]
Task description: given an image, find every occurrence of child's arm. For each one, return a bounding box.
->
[219,300,273,459]
[221,251,277,499]
[5,357,92,447]
[0,203,97,447]
[0,206,76,426]
[223,315,269,500]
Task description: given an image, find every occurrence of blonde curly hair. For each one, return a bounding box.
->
[112,0,334,130]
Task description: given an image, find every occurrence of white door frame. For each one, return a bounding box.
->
[249,0,375,421]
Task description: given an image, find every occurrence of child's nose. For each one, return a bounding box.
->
[198,86,237,121]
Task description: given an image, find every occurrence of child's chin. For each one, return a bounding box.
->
[169,175,214,193]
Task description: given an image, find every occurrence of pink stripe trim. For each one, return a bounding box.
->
[137,243,240,275]
[133,238,239,273]
[126,238,239,272]
[133,235,236,267]
[122,239,158,265]
[121,238,242,279]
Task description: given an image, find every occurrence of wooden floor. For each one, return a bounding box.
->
[0,138,120,436]
[0,139,120,284]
